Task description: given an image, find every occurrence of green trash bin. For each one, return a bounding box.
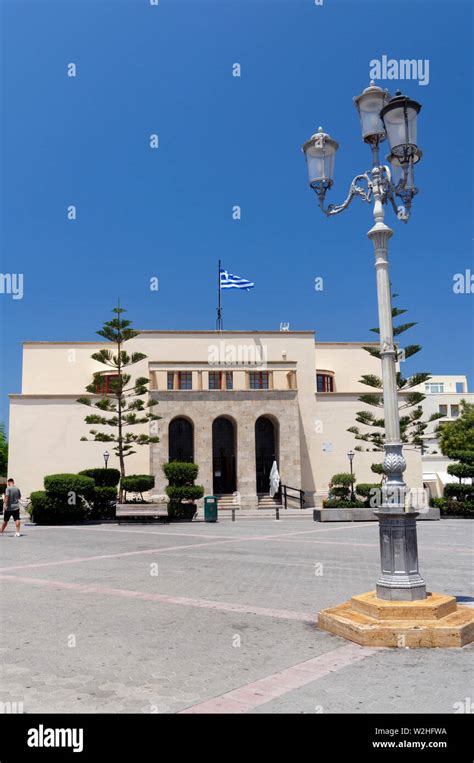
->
[204,495,218,522]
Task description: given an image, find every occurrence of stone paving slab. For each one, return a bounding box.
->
[0,518,472,714]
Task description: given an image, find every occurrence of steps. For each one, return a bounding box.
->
[257,494,282,509]
[216,495,239,511]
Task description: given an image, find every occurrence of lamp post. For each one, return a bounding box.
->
[303,82,426,602]
[347,450,355,502]
[103,450,109,469]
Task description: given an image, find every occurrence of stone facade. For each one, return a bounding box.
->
[150,390,301,509]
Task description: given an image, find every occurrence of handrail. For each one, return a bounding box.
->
[280,483,305,509]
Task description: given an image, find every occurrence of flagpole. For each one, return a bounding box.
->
[216,259,223,331]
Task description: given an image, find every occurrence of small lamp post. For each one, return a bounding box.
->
[103,450,109,469]
[347,450,355,502]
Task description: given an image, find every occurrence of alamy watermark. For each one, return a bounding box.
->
[208,341,268,368]
[369,55,429,86]
[0,273,24,300]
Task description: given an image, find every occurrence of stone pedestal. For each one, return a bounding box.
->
[318,591,474,648]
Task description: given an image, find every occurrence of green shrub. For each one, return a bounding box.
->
[323,499,365,509]
[163,462,199,485]
[30,490,87,524]
[44,473,95,499]
[167,502,197,520]
[331,473,356,486]
[328,472,356,502]
[121,474,155,498]
[444,483,474,500]
[429,496,474,516]
[163,461,203,521]
[355,483,380,498]
[355,483,380,507]
[166,485,204,503]
[89,486,117,519]
[447,463,474,480]
[79,468,121,487]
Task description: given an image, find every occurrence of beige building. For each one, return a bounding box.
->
[413,375,474,498]
[8,330,428,507]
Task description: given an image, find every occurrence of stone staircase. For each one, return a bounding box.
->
[216,495,239,511]
[257,494,282,510]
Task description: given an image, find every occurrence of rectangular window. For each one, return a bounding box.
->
[167,372,174,390]
[451,404,459,418]
[225,371,233,390]
[317,374,334,392]
[425,383,444,393]
[208,371,221,390]
[178,372,192,390]
[456,382,465,393]
[249,371,269,389]
[438,404,448,416]
[95,374,120,394]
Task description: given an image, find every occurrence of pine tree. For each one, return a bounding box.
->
[0,422,8,476]
[77,304,160,500]
[347,295,444,474]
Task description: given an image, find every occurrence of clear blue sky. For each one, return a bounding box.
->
[1,0,472,428]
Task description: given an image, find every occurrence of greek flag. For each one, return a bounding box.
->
[220,268,255,290]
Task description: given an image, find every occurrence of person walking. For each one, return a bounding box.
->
[2,478,21,536]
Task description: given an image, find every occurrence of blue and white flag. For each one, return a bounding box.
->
[220,268,255,291]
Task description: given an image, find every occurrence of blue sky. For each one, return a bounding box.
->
[1,0,472,427]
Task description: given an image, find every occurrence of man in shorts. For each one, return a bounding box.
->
[2,478,21,536]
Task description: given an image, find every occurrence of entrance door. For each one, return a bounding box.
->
[212,417,236,494]
[255,416,276,494]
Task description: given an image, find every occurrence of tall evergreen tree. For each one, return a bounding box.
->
[0,422,8,476]
[348,296,443,473]
[77,304,160,499]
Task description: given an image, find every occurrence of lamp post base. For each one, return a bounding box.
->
[374,510,427,601]
[318,591,474,648]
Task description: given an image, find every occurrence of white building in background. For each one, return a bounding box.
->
[415,375,474,498]
[7,333,470,507]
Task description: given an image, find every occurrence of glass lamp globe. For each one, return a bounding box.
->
[381,91,422,163]
[353,82,389,144]
[302,127,339,190]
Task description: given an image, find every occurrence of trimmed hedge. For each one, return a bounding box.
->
[163,461,204,521]
[355,483,380,498]
[163,462,199,485]
[121,475,155,495]
[89,486,117,520]
[44,473,95,499]
[444,483,474,500]
[30,490,87,524]
[166,485,204,503]
[430,497,474,517]
[79,468,121,487]
[167,503,197,520]
[323,499,365,509]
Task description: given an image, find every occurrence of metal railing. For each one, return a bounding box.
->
[280,484,305,510]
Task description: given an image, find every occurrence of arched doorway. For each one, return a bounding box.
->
[168,417,194,462]
[255,416,277,494]
[212,417,236,494]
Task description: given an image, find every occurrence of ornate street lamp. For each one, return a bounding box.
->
[103,450,109,469]
[303,82,425,602]
[347,450,355,502]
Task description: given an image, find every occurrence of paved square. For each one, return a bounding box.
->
[0,517,472,714]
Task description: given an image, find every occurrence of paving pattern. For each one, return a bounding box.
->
[0,517,472,714]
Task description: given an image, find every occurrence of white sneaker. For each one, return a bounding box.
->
[14,532,21,537]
